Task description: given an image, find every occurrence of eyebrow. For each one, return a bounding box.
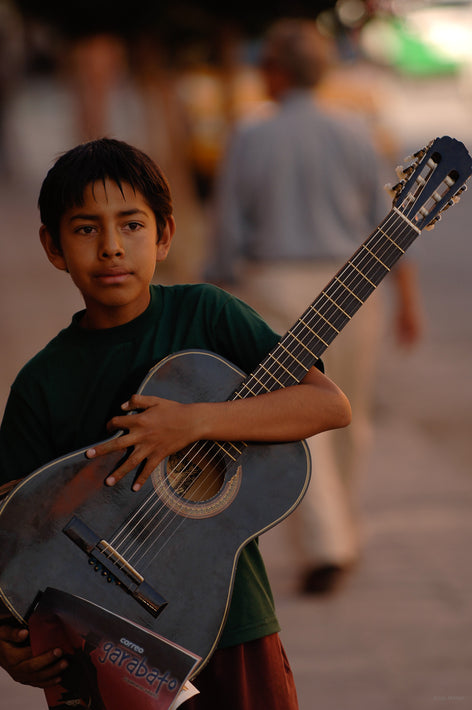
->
[68,208,149,223]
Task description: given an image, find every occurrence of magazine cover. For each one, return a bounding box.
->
[29,587,200,710]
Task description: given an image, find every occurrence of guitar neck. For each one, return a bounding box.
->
[231,208,420,400]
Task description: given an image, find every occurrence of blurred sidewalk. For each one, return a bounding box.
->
[1,70,472,709]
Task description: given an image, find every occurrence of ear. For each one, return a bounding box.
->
[155,216,175,263]
[39,225,68,272]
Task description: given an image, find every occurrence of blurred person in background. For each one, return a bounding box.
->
[206,17,423,595]
[0,0,24,174]
[13,1,136,141]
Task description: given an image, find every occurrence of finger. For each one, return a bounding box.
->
[105,448,151,488]
[131,458,161,492]
[127,394,160,410]
[106,414,131,433]
[16,649,68,688]
[0,623,29,644]
[86,432,130,460]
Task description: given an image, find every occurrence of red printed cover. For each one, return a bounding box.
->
[29,587,200,709]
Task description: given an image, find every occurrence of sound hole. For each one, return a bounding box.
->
[167,445,227,502]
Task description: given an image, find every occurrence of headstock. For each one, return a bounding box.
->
[386,136,472,231]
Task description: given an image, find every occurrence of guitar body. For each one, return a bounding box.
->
[0,350,310,670]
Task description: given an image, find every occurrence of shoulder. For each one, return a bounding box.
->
[158,282,234,312]
[158,282,265,328]
[10,322,78,392]
[158,283,279,370]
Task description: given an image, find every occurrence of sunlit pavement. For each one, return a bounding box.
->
[1,69,472,709]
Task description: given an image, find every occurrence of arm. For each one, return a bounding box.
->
[391,261,423,347]
[87,366,351,491]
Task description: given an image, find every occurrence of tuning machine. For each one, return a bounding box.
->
[425,215,441,231]
[402,145,428,166]
[395,164,416,180]
[384,181,404,198]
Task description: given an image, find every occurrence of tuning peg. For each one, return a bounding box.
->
[441,198,456,212]
[404,146,427,164]
[384,182,398,198]
[425,215,441,231]
[395,165,406,179]
[384,180,405,198]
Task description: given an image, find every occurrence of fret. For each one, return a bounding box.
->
[286,329,319,356]
[320,290,352,319]
[361,243,390,271]
[266,352,300,383]
[214,442,237,461]
[257,363,285,388]
[214,441,246,459]
[238,373,269,396]
[377,226,406,253]
[347,259,377,288]
[333,276,364,304]
[306,308,340,334]
[297,314,330,347]
[278,342,310,372]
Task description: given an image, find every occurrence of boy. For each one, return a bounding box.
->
[0,138,351,708]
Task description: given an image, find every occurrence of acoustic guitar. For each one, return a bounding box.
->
[0,136,471,675]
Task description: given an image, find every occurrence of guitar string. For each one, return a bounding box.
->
[111,169,469,572]
[108,166,448,570]
[108,205,422,568]
[120,206,418,559]
[107,203,426,568]
[109,206,422,570]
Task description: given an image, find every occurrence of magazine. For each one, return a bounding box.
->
[29,587,200,709]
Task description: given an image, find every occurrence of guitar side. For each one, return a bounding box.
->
[0,350,310,670]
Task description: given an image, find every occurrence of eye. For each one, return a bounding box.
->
[126,221,143,231]
[75,225,96,236]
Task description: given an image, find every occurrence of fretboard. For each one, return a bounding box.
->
[231,208,420,400]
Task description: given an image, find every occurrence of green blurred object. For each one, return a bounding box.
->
[386,17,460,76]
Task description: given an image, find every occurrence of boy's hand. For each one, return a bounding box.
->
[86,395,199,492]
[0,621,67,688]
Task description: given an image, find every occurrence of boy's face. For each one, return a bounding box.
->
[40,179,174,329]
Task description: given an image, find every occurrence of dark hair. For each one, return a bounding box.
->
[261,19,335,88]
[38,138,173,248]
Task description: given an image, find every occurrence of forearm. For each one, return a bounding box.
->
[91,367,351,490]
[192,372,351,443]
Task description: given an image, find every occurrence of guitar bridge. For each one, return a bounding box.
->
[63,516,167,618]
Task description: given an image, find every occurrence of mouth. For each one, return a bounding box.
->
[94,270,132,285]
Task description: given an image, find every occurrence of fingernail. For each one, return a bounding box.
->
[18,628,28,639]
[106,476,116,486]
[121,401,130,410]
[132,483,141,492]
[86,448,96,458]
[53,648,63,658]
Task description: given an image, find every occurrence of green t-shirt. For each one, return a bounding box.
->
[0,284,291,647]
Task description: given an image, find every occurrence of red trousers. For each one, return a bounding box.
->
[184,633,299,710]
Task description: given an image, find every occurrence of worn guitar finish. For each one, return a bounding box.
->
[0,136,471,673]
[0,351,310,663]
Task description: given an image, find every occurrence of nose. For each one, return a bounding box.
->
[99,228,124,258]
